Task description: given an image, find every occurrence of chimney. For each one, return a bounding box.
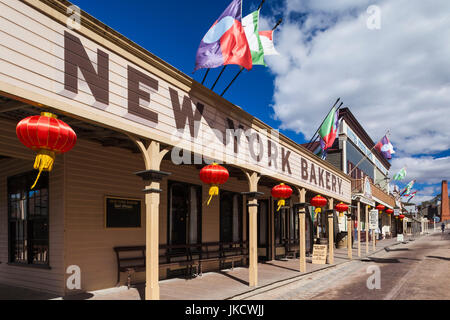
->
[441,180,450,222]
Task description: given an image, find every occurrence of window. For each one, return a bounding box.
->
[220,191,243,243]
[8,171,49,266]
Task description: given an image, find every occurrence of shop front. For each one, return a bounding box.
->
[0,0,351,299]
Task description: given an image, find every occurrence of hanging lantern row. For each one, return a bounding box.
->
[375,204,385,212]
[271,183,293,211]
[399,214,405,220]
[199,163,229,206]
[386,208,394,215]
[16,112,77,189]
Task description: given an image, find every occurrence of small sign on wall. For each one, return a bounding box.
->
[397,234,404,242]
[312,245,328,264]
[105,197,142,228]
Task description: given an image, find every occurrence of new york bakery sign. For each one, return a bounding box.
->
[0,1,351,201]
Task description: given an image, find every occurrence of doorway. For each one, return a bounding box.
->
[167,181,202,251]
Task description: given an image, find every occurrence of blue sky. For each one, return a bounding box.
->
[70,0,290,138]
[70,0,450,205]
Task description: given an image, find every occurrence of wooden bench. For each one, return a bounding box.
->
[284,239,299,259]
[198,242,221,276]
[113,246,146,289]
[114,241,249,286]
[220,241,248,270]
[159,244,200,278]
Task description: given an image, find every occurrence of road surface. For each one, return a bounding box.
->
[244,232,450,300]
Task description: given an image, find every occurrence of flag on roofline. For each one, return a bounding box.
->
[375,135,395,160]
[319,107,340,151]
[393,167,407,181]
[194,0,252,72]
[313,140,328,160]
[242,10,265,66]
[407,191,417,203]
[401,179,416,196]
[259,30,280,56]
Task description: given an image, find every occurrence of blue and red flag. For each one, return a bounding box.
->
[375,135,395,160]
[194,0,252,72]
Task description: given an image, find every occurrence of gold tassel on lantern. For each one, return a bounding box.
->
[276,199,285,212]
[314,207,321,220]
[31,149,55,189]
[206,184,219,206]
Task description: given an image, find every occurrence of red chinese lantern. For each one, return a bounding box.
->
[311,195,328,214]
[385,208,394,215]
[16,112,77,189]
[335,202,349,217]
[199,163,229,205]
[399,214,405,220]
[376,204,385,212]
[271,183,293,211]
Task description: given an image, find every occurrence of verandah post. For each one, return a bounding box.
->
[327,198,334,264]
[131,138,170,300]
[243,171,262,287]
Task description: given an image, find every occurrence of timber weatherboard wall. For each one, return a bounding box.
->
[63,137,274,292]
[0,119,65,295]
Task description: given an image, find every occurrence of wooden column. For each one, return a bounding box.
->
[132,139,170,301]
[327,198,334,264]
[365,205,369,254]
[357,201,361,257]
[243,171,261,287]
[347,212,352,260]
[296,188,307,272]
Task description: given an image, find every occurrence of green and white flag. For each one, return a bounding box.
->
[242,10,265,66]
[393,167,407,181]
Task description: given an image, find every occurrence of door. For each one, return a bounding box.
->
[220,191,243,243]
[168,181,202,251]
[257,199,269,260]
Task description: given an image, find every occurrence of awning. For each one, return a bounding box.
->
[372,196,393,209]
[352,194,376,207]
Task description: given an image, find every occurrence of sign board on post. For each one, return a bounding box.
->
[369,209,379,230]
[394,209,400,216]
[312,245,328,264]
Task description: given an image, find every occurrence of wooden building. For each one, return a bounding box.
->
[0,0,352,299]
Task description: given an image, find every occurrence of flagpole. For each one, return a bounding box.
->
[201,69,210,85]
[305,99,342,150]
[220,18,283,97]
[220,67,244,96]
[348,130,390,177]
[210,65,227,91]
[258,0,265,10]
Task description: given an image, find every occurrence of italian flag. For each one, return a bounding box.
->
[259,30,279,56]
[242,10,265,66]
[319,107,339,150]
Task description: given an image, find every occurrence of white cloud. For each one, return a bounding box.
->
[264,0,450,156]
[390,156,450,185]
